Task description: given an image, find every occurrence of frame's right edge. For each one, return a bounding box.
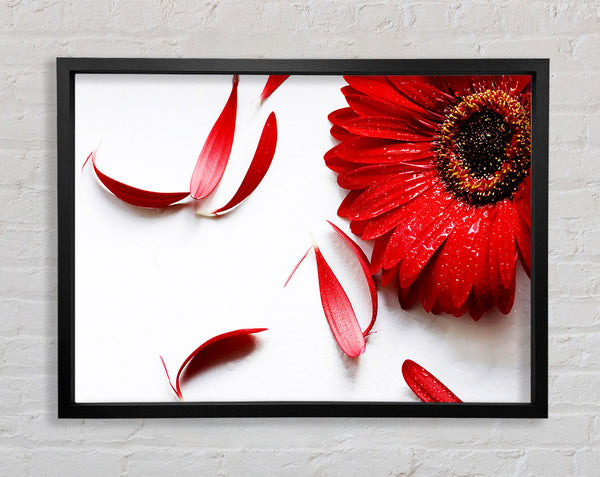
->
[530,59,549,418]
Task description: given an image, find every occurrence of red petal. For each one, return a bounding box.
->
[399,203,459,288]
[514,211,531,277]
[313,241,366,357]
[443,75,529,99]
[88,150,189,208]
[381,264,399,286]
[420,203,473,314]
[259,75,289,102]
[497,272,516,314]
[328,107,360,127]
[350,219,368,236]
[344,76,431,115]
[379,184,456,267]
[491,201,518,290]
[361,206,417,240]
[398,276,419,309]
[325,146,355,174]
[337,190,362,218]
[448,208,490,311]
[348,171,437,220]
[159,355,178,396]
[335,137,435,164]
[387,76,454,114]
[330,125,355,142]
[479,218,499,311]
[327,221,378,337]
[369,231,392,274]
[437,75,480,98]
[161,328,267,400]
[515,176,531,227]
[465,207,495,319]
[402,359,462,403]
[209,112,278,216]
[283,246,312,288]
[341,117,432,142]
[341,85,362,97]
[345,94,439,127]
[190,75,239,199]
[415,256,439,313]
[497,75,531,96]
[443,236,476,313]
[466,292,486,321]
[338,165,434,190]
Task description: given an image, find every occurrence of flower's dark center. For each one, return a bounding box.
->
[436,90,531,206]
[455,110,511,178]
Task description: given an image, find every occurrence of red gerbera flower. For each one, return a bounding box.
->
[325,75,531,320]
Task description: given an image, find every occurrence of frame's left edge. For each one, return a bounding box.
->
[57,58,77,417]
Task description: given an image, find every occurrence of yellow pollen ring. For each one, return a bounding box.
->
[436,89,531,206]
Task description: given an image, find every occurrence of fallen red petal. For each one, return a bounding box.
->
[87,150,189,208]
[402,359,462,403]
[159,355,178,397]
[208,112,278,216]
[161,328,268,400]
[313,240,366,358]
[260,75,289,103]
[190,75,239,200]
[284,246,312,288]
[327,221,378,337]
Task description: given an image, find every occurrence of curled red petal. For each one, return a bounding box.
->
[87,150,189,208]
[327,221,378,337]
[402,359,462,403]
[208,112,278,216]
[190,75,239,199]
[260,75,289,103]
[162,328,268,400]
[313,241,366,358]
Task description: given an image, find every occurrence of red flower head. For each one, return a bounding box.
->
[325,75,531,320]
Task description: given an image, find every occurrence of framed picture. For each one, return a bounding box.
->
[57,58,548,418]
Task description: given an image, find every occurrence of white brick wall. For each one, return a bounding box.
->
[1,0,598,475]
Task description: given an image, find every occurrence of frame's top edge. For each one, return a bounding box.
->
[56,57,550,75]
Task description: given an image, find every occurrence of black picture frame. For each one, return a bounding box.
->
[57,58,548,418]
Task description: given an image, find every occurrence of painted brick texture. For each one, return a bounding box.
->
[1,0,599,475]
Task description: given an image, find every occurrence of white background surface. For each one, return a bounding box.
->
[74,74,530,403]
